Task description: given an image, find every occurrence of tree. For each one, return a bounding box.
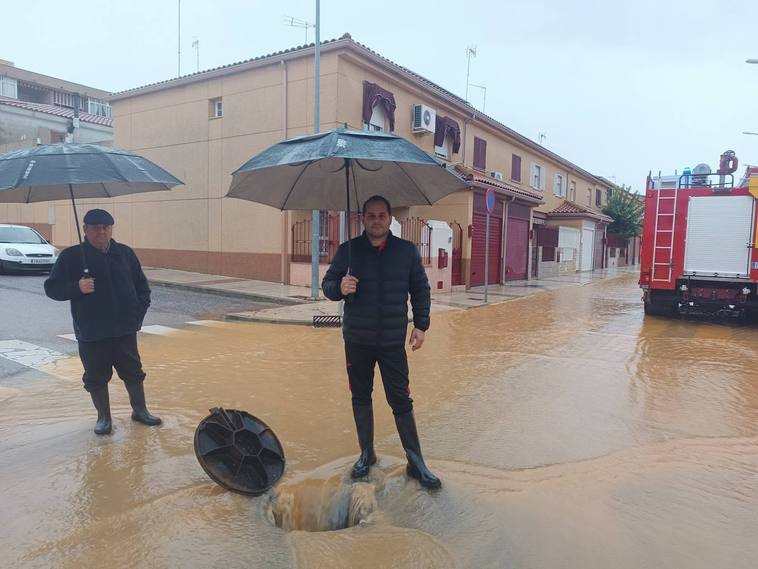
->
[602,188,643,239]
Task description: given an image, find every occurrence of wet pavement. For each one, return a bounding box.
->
[1,273,757,568]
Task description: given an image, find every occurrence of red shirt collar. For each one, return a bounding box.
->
[375,239,387,252]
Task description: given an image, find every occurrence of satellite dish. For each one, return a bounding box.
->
[693,163,712,175]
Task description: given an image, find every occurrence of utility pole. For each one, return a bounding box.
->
[310,0,321,300]
[177,0,181,76]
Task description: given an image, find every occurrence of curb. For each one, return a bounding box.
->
[225,313,314,326]
[148,279,306,306]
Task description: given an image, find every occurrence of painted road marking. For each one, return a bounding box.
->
[139,325,178,336]
[186,320,226,327]
[57,334,77,341]
[0,340,68,369]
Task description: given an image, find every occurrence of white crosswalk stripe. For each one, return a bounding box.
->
[54,321,226,342]
[186,320,226,328]
[0,340,68,369]
[139,325,179,336]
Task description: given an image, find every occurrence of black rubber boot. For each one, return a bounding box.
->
[351,404,377,479]
[394,411,441,489]
[90,387,112,435]
[124,380,162,426]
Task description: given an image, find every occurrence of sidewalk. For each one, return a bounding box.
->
[144,266,640,326]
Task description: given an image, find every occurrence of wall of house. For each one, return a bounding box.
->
[108,52,345,282]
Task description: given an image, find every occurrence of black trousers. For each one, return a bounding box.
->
[78,333,146,392]
[344,342,413,415]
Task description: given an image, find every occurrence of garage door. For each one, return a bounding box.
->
[471,212,503,286]
[581,228,594,271]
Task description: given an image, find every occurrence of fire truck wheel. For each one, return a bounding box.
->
[644,299,674,317]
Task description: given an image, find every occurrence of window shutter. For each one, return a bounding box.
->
[530,163,536,188]
[511,154,521,182]
[473,137,487,170]
[540,167,546,192]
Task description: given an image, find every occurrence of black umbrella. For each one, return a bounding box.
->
[226,127,467,267]
[0,143,183,274]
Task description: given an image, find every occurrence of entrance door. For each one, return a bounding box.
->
[505,218,529,280]
[581,227,595,271]
[504,203,530,281]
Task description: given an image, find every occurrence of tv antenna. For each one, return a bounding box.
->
[465,45,477,102]
[284,15,315,44]
[192,38,199,73]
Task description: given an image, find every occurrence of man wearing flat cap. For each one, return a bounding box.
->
[45,208,161,435]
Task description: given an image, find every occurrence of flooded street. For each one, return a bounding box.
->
[2,273,758,568]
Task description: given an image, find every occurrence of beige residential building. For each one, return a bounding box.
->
[0,34,614,285]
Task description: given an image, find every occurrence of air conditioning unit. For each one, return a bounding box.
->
[411,104,436,134]
[490,171,504,181]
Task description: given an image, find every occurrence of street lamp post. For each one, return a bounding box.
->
[310,0,321,300]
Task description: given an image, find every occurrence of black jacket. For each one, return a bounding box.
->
[322,231,430,347]
[44,239,150,342]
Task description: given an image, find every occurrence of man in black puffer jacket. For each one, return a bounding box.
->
[44,209,161,436]
[322,195,441,489]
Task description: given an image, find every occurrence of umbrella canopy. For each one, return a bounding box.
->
[0,143,183,275]
[227,128,468,211]
[0,143,182,203]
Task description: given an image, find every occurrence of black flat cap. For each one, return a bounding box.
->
[83,209,114,225]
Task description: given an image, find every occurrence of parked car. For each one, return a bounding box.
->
[0,224,59,274]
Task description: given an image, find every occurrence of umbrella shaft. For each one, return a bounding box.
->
[69,184,89,276]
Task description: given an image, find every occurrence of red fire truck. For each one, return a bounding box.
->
[640,151,758,317]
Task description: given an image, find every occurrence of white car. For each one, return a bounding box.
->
[0,224,59,274]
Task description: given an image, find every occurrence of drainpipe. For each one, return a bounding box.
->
[280,60,290,284]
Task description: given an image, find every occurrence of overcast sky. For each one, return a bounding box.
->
[3,0,758,192]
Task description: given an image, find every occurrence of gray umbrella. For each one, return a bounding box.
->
[227,127,468,266]
[0,143,183,273]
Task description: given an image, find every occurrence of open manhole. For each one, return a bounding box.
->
[268,479,377,532]
[194,407,285,496]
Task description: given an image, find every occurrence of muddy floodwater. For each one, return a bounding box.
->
[2,274,758,568]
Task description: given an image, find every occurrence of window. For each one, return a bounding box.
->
[595,189,602,207]
[87,99,112,118]
[434,136,450,159]
[511,154,522,182]
[364,103,386,131]
[569,181,576,202]
[210,98,222,118]
[362,81,396,131]
[607,188,613,202]
[434,116,461,157]
[0,75,18,99]
[530,163,545,191]
[553,174,565,197]
[473,137,487,170]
